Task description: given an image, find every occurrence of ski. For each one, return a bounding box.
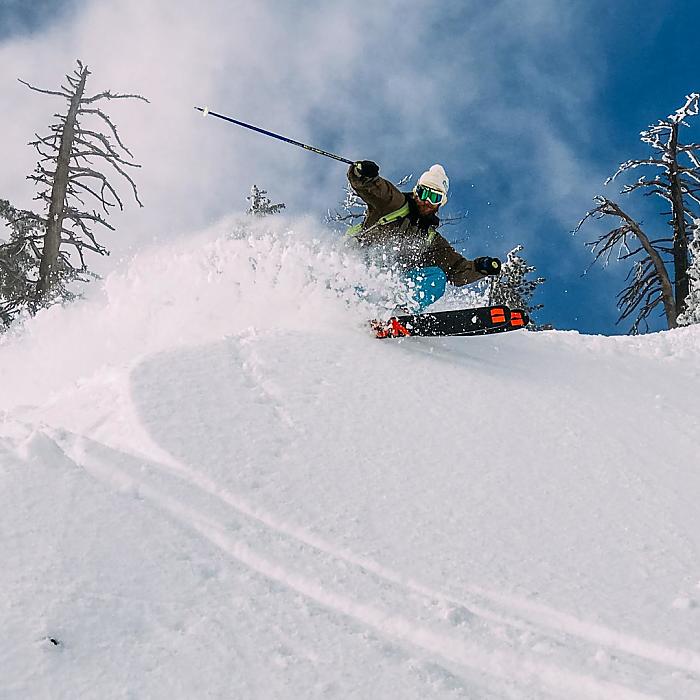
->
[371,305,529,339]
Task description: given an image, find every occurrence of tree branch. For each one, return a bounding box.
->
[17,78,69,98]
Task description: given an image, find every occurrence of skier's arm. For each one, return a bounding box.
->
[347,161,406,217]
[426,234,501,286]
[443,257,486,286]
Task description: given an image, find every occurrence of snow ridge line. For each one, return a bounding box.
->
[60,435,660,700]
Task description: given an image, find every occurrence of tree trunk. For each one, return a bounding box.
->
[668,122,689,325]
[608,200,677,328]
[34,66,88,305]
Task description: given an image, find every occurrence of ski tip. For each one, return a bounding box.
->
[370,318,411,339]
[195,106,210,117]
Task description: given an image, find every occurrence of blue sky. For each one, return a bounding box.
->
[411,2,700,334]
[0,0,77,40]
[1,0,699,334]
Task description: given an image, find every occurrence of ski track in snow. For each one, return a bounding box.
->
[48,428,696,700]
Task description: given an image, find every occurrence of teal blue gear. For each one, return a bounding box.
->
[403,266,447,311]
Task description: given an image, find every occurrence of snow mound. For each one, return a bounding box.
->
[0,215,397,412]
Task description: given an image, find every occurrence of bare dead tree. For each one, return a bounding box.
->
[20,59,148,307]
[575,93,700,333]
[576,196,677,333]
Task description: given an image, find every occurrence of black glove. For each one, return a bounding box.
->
[474,256,502,276]
[353,160,379,179]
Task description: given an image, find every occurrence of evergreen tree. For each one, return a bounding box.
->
[490,244,545,317]
[246,185,285,217]
[0,200,41,327]
[0,199,88,327]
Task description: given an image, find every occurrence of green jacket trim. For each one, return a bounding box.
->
[346,200,411,237]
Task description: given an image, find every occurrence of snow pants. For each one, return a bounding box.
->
[403,266,447,312]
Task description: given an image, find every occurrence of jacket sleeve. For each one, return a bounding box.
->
[347,165,406,218]
[425,232,487,286]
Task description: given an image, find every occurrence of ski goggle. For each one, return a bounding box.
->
[414,184,445,206]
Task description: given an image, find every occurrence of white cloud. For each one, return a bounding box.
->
[0,0,608,272]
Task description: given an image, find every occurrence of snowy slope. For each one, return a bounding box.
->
[2,217,700,699]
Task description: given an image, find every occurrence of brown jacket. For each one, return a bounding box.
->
[347,166,485,286]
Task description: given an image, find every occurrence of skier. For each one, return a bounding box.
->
[347,160,502,311]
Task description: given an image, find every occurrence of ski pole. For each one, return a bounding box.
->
[195,106,354,165]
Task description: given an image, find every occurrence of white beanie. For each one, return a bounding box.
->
[417,164,449,204]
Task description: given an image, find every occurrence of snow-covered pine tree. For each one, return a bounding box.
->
[0,200,42,327]
[0,198,88,328]
[489,244,545,318]
[678,217,700,325]
[246,185,286,217]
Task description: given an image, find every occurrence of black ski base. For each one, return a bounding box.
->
[372,305,529,338]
